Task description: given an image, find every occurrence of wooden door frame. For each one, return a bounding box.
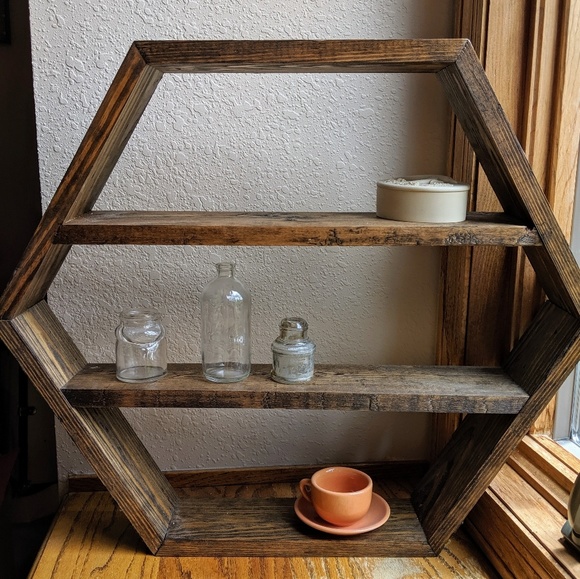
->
[438,3,580,571]
[434,0,580,456]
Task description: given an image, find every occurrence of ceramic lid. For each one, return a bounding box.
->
[377,175,469,192]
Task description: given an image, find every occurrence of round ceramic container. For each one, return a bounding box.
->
[376,175,470,223]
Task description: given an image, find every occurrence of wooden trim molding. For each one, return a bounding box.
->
[440,0,580,451]
[467,435,580,578]
[444,1,580,576]
[528,0,580,433]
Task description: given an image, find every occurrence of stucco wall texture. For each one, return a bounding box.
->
[29,1,453,482]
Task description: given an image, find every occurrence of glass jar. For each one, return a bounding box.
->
[201,261,251,383]
[115,308,167,383]
[271,317,315,384]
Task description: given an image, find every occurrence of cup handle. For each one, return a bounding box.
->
[299,478,312,502]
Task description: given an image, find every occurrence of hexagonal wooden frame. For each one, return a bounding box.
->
[1,39,579,557]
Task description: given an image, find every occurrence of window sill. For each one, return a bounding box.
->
[467,435,580,577]
[557,439,580,460]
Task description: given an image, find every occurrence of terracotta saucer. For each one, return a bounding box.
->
[294,492,390,536]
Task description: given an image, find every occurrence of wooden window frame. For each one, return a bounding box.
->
[439,1,580,575]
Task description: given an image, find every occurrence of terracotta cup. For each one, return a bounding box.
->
[299,466,373,526]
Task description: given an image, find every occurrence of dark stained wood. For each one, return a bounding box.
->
[74,407,177,550]
[0,301,177,553]
[431,0,498,459]
[0,301,86,389]
[1,38,579,560]
[0,38,468,322]
[135,38,467,73]
[56,211,541,247]
[412,301,580,553]
[30,476,500,577]
[62,363,528,414]
[68,461,429,492]
[437,42,580,316]
[158,496,432,557]
[0,46,163,319]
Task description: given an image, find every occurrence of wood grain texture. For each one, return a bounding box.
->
[29,485,499,578]
[541,0,580,240]
[431,4,485,453]
[467,434,580,579]
[68,461,429,492]
[413,301,580,553]
[1,37,578,561]
[437,42,580,316]
[529,0,580,435]
[0,301,177,552]
[74,407,178,553]
[508,0,560,356]
[533,433,580,475]
[506,449,569,517]
[461,24,524,366]
[61,363,528,414]
[159,496,430,557]
[0,46,162,319]
[516,435,579,494]
[56,211,541,247]
[135,38,468,73]
[466,485,574,579]
[486,464,580,578]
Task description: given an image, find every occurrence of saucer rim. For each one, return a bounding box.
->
[294,492,390,536]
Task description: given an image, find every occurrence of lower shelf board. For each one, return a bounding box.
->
[31,488,499,577]
[157,496,433,557]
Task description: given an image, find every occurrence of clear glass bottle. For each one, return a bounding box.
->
[271,317,315,384]
[201,261,251,382]
[115,308,167,383]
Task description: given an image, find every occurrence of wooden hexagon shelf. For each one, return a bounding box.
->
[1,39,580,557]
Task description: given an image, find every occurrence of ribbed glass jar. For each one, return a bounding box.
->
[201,261,251,383]
[271,317,315,384]
[115,308,167,383]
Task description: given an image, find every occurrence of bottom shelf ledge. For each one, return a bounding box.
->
[157,496,433,557]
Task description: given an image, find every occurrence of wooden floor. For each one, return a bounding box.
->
[29,472,499,579]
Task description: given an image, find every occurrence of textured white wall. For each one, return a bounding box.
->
[29,1,453,482]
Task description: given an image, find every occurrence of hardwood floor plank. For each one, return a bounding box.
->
[29,484,499,578]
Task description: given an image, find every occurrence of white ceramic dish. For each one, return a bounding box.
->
[376,175,469,223]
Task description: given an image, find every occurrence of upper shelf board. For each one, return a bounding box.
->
[1,38,579,319]
[57,211,540,247]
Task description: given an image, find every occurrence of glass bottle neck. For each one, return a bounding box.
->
[216,262,235,277]
[120,308,160,324]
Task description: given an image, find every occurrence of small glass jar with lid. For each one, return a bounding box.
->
[271,317,315,384]
[115,308,167,383]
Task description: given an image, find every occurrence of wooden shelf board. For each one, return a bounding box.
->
[62,363,528,413]
[135,38,466,74]
[56,211,540,247]
[157,496,433,557]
